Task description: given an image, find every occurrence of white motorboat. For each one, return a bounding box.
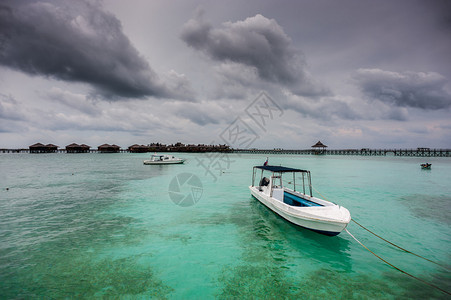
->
[249,165,351,236]
[143,154,185,165]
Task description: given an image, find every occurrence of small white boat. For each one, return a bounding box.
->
[249,165,351,236]
[143,154,185,165]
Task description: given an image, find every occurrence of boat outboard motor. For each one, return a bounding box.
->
[260,177,270,187]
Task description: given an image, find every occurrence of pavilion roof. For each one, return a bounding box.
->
[311,141,327,148]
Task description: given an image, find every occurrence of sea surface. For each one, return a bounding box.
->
[0,153,450,299]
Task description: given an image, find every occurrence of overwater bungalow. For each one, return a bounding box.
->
[98,144,120,153]
[29,143,46,153]
[66,143,90,153]
[46,144,58,152]
[80,144,91,152]
[29,143,58,153]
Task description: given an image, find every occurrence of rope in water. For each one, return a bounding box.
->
[311,186,331,203]
[345,229,450,296]
[312,185,449,270]
[351,219,450,270]
[311,185,450,294]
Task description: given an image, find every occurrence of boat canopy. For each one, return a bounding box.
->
[254,165,309,173]
[252,165,312,196]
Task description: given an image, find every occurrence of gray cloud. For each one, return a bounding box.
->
[0,93,26,121]
[354,69,451,110]
[282,88,412,122]
[163,70,196,101]
[45,88,101,116]
[284,94,361,121]
[0,0,192,100]
[181,12,328,97]
[169,100,231,126]
[211,62,262,99]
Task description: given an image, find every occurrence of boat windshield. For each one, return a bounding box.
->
[150,155,165,161]
[252,165,313,197]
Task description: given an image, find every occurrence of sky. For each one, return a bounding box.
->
[1,0,451,149]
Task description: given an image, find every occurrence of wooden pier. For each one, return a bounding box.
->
[1,147,450,157]
[0,148,29,153]
[233,148,451,157]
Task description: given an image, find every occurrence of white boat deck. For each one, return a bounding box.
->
[250,165,351,236]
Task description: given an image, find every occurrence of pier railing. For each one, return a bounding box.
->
[1,148,450,157]
[233,148,451,157]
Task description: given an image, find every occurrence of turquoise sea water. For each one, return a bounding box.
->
[0,153,450,299]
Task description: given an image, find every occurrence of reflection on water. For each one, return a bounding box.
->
[216,198,355,298]
[248,197,352,267]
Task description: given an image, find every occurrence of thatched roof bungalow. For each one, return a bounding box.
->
[29,143,46,153]
[46,144,58,152]
[29,143,58,153]
[66,143,90,153]
[98,144,120,153]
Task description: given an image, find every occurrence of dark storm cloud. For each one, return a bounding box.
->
[0,0,189,100]
[355,69,451,110]
[181,12,327,97]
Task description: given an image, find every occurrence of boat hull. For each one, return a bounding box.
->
[249,186,350,236]
[143,160,184,165]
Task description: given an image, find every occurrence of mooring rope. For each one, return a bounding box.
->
[311,186,331,203]
[351,219,450,270]
[345,229,450,296]
[312,185,449,270]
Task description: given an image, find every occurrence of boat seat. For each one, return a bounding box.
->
[272,188,284,201]
[283,192,322,207]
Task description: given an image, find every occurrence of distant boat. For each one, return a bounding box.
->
[421,163,431,169]
[249,165,351,236]
[143,154,185,165]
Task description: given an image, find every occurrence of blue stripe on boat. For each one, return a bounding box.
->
[283,192,322,207]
